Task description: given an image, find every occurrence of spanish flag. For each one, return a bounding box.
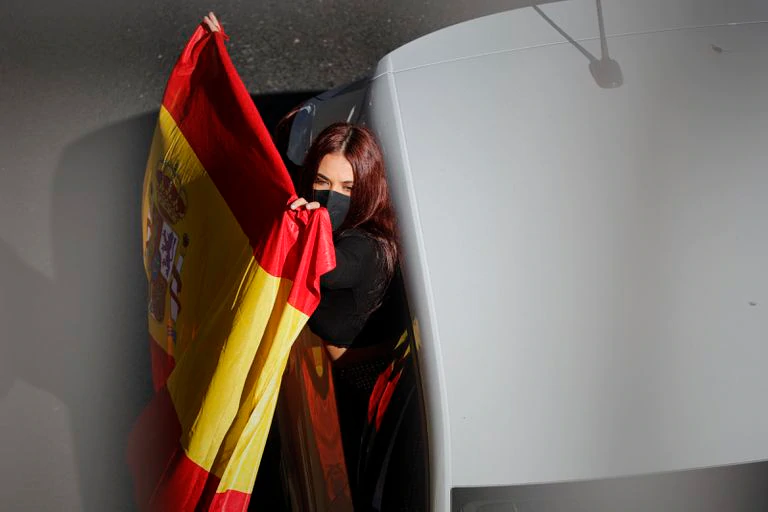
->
[127,25,335,511]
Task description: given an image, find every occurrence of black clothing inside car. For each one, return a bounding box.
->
[308,228,405,347]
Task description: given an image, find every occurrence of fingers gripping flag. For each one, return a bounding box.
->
[127,25,335,511]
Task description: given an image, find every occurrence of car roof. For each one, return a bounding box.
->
[378,0,767,74]
[365,0,768,498]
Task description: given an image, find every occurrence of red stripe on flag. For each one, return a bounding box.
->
[368,365,394,424]
[376,371,403,431]
[150,454,211,512]
[127,387,207,511]
[162,27,293,254]
[128,385,255,511]
[204,487,252,511]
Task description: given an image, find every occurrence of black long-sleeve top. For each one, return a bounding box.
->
[308,228,407,347]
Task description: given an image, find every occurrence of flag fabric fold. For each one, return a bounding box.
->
[127,25,335,511]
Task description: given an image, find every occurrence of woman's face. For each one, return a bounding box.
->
[313,152,354,197]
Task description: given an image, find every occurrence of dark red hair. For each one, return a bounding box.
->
[299,122,399,284]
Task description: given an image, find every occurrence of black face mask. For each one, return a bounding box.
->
[313,189,351,232]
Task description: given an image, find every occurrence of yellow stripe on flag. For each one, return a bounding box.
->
[212,282,308,493]
[166,262,307,485]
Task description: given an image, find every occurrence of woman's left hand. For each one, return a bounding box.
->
[202,12,223,33]
[290,197,321,210]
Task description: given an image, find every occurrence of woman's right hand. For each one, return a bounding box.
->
[290,197,321,211]
[202,12,222,32]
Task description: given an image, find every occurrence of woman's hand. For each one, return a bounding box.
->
[290,197,321,211]
[202,12,222,32]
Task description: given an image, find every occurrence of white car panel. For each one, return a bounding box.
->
[383,0,768,74]
[369,6,768,497]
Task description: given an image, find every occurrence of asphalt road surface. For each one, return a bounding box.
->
[3,0,523,116]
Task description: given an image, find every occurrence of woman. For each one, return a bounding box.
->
[290,122,401,352]
[286,122,407,504]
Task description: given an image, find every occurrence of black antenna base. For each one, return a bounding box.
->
[589,57,623,88]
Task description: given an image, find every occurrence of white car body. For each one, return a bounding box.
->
[289,0,768,509]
